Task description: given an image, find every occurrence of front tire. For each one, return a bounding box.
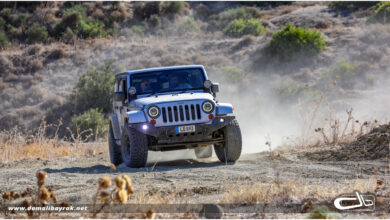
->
[214,119,242,163]
[108,127,122,166]
[195,145,213,159]
[121,126,148,168]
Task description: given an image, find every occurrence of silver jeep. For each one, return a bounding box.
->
[108,65,242,168]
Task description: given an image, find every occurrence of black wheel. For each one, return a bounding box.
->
[214,119,242,163]
[108,127,122,166]
[121,126,148,168]
[195,145,213,159]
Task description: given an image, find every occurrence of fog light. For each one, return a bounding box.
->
[220,118,224,123]
[142,124,148,130]
[150,119,156,125]
[208,114,214,119]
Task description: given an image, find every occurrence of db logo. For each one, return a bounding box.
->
[334,191,375,211]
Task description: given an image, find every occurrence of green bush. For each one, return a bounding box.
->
[149,14,161,28]
[162,1,185,14]
[0,17,5,30]
[0,32,9,49]
[323,60,359,87]
[71,61,115,114]
[224,18,265,37]
[70,108,108,141]
[267,24,326,61]
[25,22,49,43]
[175,18,200,34]
[307,205,342,219]
[274,80,320,102]
[329,1,378,11]
[131,25,145,37]
[0,8,12,20]
[368,1,390,23]
[221,66,244,83]
[212,7,261,28]
[54,5,107,39]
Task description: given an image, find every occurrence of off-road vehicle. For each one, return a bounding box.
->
[108,65,242,168]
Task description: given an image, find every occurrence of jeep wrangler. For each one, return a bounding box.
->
[108,65,242,168]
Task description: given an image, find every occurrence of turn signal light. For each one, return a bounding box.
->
[150,119,156,125]
[208,114,214,119]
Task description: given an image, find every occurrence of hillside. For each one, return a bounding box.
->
[1,2,389,147]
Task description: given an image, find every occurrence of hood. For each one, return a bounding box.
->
[131,92,214,107]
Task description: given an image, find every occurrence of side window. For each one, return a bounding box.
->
[118,78,128,99]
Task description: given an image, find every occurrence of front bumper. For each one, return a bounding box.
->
[128,115,234,147]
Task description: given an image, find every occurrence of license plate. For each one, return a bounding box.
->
[176,125,195,133]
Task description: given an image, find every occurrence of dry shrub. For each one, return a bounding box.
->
[0,122,107,163]
[0,55,13,74]
[231,35,255,52]
[159,54,190,66]
[315,20,330,29]
[47,48,67,60]
[194,4,213,19]
[29,59,43,72]
[221,177,377,205]
[25,45,42,56]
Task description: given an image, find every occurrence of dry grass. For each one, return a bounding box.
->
[0,121,107,163]
[220,177,378,205]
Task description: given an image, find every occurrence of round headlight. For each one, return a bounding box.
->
[202,101,214,113]
[148,106,160,119]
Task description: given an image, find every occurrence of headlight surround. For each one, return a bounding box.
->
[202,101,214,113]
[148,106,160,119]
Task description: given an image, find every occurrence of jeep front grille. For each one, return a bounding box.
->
[161,104,202,123]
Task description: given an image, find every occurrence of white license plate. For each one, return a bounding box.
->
[176,125,195,133]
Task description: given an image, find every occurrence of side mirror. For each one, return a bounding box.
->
[114,91,126,102]
[204,80,212,89]
[211,83,219,93]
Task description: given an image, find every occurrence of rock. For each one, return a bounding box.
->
[200,204,224,219]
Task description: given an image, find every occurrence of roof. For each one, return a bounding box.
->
[116,65,205,76]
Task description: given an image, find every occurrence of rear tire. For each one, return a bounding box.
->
[195,145,213,159]
[121,126,148,168]
[108,127,122,166]
[214,119,242,163]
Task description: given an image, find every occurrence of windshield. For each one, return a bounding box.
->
[130,68,206,95]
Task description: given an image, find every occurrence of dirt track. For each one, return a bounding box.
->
[0,148,388,218]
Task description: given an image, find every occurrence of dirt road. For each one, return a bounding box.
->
[0,147,388,218]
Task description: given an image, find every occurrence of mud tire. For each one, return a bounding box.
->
[108,127,123,166]
[121,126,148,168]
[214,119,242,163]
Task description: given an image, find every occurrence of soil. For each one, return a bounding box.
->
[0,146,388,218]
[303,123,390,161]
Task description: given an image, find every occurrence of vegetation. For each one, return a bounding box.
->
[175,18,200,34]
[306,205,342,219]
[274,80,320,102]
[323,60,358,88]
[25,22,48,43]
[55,5,107,39]
[215,7,261,27]
[131,25,145,37]
[328,1,378,11]
[161,1,185,14]
[221,66,245,83]
[368,1,390,23]
[267,24,326,61]
[71,61,115,115]
[70,108,107,140]
[224,18,266,37]
[0,32,9,49]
